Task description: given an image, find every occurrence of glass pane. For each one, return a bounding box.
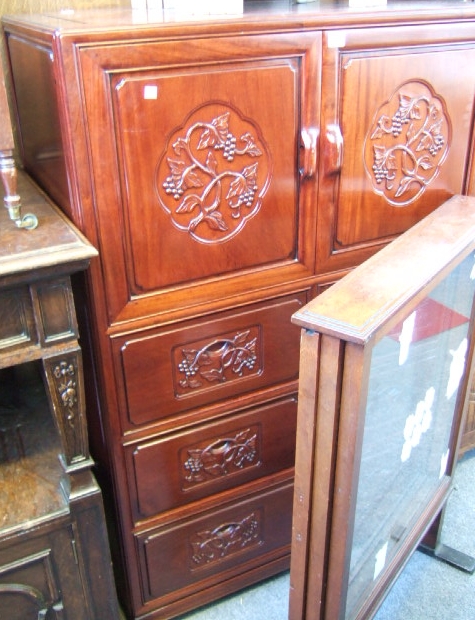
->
[346,251,475,618]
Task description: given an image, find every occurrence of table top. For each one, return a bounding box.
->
[0,170,97,279]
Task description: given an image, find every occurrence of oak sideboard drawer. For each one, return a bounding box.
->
[127,395,297,521]
[116,293,304,429]
[136,480,293,604]
[0,278,77,362]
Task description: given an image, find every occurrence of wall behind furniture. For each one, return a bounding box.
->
[0,0,128,15]
[0,0,130,154]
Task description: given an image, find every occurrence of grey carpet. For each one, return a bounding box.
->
[178,449,474,619]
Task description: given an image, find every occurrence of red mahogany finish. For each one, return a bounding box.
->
[2,2,475,617]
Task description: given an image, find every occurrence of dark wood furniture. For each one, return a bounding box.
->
[290,194,475,620]
[0,170,119,620]
[2,2,475,618]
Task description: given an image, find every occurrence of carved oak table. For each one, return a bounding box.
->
[0,170,119,619]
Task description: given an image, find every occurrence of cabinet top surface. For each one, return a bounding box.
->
[0,172,97,279]
[3,0,475,36]
[292,195,475,343]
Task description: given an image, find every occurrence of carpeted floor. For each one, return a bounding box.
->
[177,449,474,620]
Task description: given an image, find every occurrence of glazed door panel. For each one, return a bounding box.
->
[317,24,475,273]
[76,32,321,325]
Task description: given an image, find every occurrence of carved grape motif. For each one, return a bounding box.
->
[364,81,451,206]
[156,104,270,243]
[177,330,258,391]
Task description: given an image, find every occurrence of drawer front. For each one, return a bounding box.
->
[116,293,304,428]
[0,287,36,353]
[128,395,297,520]
[33,278,77,345]
[0,279,77,358]
[136,481,293,603]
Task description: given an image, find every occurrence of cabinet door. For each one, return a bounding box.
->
[72,32,321,325]
[317,23,475,274]
[0,526,88,620]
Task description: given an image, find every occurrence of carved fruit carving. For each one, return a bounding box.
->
[182,426,259,487]
[155,103,271,243]
[190,512,261,567]
[364,80,451,206]
[174,328,260,395]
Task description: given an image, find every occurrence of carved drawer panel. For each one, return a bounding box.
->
[128,395,297,521]
[116,293,304,428]
[136,480,292,604]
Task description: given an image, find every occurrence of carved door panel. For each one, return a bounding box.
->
[317,24,475,274]
[75,32,321,325]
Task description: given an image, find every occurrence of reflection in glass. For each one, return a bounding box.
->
[346,252,475,618]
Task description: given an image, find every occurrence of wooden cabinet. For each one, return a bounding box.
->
[0,171,119,619]
[3,3,475,618]
[317,23,475,273]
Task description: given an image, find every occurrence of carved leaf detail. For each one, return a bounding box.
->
[184,170,203,188]
[176,195,202,214]
[395,176,416,198]
[226,163,259,202]
[173,137,188,155]
[371,116,390,140]
[203,211,228,231]
[373,144,387,166]
[227,175,248,200]
[201,368,226,382]
[168,157,186,177]
[197,113,230,149]
[241,132,262,157]
[234,330,251,345]
[212,112,231,143]
[399,94,415,120]
[418,156,434,171]
[206,150,218,174]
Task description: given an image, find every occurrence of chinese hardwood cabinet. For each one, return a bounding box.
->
[2,2,475,618]
[289,194,475,620]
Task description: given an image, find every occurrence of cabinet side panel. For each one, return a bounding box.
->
[6,34,71,216]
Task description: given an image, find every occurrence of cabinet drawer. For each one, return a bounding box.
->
[116,293,304,428]
[136,481,292,603]
[0,279,77,361]
[128,395,297,520]
[0,287,36,353]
